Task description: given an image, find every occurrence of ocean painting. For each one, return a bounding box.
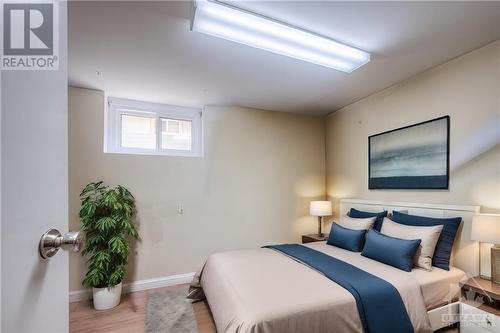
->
[369,116,449,189]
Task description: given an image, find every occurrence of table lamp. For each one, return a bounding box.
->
[471,213,500,283]
[310,201,332,237]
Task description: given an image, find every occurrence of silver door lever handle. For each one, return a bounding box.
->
[39,229,84,259]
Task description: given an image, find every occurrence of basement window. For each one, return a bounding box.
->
[105,97,203,157]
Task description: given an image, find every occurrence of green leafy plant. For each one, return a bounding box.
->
[79,181,140,288]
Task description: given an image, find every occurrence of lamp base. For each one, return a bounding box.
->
[492,245,500,284]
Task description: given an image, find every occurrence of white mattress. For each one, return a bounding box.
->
[305,242,466,310]
[308,241,466,310]
[408,264,466,310]
[309,241,467,310]
[200,241,460,333]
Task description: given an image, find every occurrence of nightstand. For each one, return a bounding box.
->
[302,234,328,244]
[460,276,500,333]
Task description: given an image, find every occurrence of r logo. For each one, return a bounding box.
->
[3,3,53,56]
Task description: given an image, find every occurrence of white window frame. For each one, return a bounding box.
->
[105,97,203,157]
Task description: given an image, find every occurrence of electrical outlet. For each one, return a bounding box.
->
[178,204,184,214]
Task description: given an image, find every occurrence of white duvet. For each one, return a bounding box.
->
[198,242,443,333]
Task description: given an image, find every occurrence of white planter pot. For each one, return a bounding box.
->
[92,282,122,310]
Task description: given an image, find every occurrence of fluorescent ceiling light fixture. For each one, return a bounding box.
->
[192,0,370,72]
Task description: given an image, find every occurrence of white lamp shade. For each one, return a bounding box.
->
[471,213,500,244]
[310,201,332,217]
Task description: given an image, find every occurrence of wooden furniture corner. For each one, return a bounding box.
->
[302,234,328,244]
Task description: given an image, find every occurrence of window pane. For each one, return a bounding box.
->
[167,120,180,134]
[121,115,156,149]
[161,118,192,150]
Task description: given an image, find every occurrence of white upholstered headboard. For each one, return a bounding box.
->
[339,199,480,276]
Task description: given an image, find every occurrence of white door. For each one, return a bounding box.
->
[1,1,69,332]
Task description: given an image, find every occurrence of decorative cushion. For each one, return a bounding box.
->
[361,229,421,272]
[338,215,377,230]
[380,217,443,270]
[391,211,462,270]
[348,208,388,231]
[327,223,367,252]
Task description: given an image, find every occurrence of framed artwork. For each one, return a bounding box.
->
[368,116,450,189]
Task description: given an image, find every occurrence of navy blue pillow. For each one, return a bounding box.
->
[348,208,388,231]
[391,211,462,270]
[327,223,367,252]
[361,229,421,272]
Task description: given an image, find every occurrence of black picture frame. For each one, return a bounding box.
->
[368,115,450,190]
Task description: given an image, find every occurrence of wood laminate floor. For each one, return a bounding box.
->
[70,284,458,333]
[69,284,216,333]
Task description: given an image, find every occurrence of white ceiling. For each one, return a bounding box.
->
[68,1,500,115]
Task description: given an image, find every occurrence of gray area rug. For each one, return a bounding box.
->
[146,287,199,333]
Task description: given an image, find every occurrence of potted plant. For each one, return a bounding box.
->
[79,181,140,310]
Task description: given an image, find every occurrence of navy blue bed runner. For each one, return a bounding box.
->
[263,244,414,333]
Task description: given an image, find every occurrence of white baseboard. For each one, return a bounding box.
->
[69,272,196,303]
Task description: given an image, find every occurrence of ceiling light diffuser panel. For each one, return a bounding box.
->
[192,0,370,72]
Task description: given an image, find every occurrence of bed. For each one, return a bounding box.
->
[194,199,480,333]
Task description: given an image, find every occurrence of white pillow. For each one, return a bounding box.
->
[338,215,376,230]
[380,217,443,271]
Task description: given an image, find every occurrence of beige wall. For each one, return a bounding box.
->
[326,40,500,226]
[69,40,499,291]
[69,87,326,291]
